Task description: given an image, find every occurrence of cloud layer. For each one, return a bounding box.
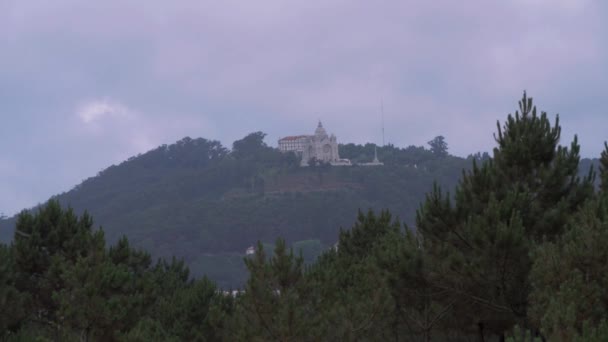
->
[1,0,606,214]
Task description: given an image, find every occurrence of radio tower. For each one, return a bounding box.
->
[381,99,385,146]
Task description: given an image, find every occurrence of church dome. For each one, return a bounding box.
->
[315,121,328,137]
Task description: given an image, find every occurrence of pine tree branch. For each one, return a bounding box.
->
[433,284,512,313]
[14,229,31,238]
[248,287,282,341]
[351,288,384,335]
[425,298,457,329]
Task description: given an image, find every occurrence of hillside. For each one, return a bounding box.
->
[0,132,598,288]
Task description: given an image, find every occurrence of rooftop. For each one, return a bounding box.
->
[279,135,309,141]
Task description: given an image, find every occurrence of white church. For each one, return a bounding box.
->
[279,121,351,166]
[279,121,381,167]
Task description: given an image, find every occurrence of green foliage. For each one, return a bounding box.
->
[0,131,472,288]
[428,135,448,158]
[600,142,608,192]
[310,256,394,340]
[229,239,316,340]
[336,210,400,262]
[376,228,458,341]
[303,210,398,340]
[3,329,55,342]
[416,92,593,338]
[232,131,270,160]
[505,321,608,342]
[292,239,325,265]
[2,201,230,340]
[505,325,543,342]
[0,243,29,336]
[574,320,608,342]
[227,211,400,340]
[12,201,100,331]
[121,318,178,342]
[145,276,232,341]
[529,199,608,340]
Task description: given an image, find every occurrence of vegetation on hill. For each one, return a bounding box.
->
[1,93,608,340]
[0,134,597,287]
[0,130,480,287]
[0,127,599,289]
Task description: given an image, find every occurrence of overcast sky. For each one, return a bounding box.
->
[1,0,607,215]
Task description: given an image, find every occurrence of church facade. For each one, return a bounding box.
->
[278,122,351,166]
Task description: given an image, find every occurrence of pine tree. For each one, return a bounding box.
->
[53,232,160,340]
[121,317,179,342]
[529,173,608,340]
[231,239,315,341]
[416,92,593,337]
[377,228,457,341]
[53,229,123,340]
[12,201,98,333]
[120,255,231,341]
[599,142,608,193]
[305,210,397,340]
[0,243,29,337]
[2,200,235,339]
[9,201,165,340]
[336,210,401,262]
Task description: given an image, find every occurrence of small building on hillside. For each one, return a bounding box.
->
[245,246,255,255]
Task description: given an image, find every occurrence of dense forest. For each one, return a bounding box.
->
[0,128,483,287]
[2,93,608,341]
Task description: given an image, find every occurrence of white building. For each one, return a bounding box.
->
[278,135,309,153]
[278,121,351,167]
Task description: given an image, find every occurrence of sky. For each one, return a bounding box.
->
[1,0,607,215]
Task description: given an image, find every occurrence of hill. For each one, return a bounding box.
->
[0,132,598,288]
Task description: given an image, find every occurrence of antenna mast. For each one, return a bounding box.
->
[381,99,385,146]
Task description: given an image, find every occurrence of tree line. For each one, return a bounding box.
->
[2,92,608,340]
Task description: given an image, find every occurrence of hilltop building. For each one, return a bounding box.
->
[277,135,309,154]
[278,121,351,167]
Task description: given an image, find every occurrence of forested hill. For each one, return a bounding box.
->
[0,132,598,287]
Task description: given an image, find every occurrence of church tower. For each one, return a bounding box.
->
[280,121,350,166]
